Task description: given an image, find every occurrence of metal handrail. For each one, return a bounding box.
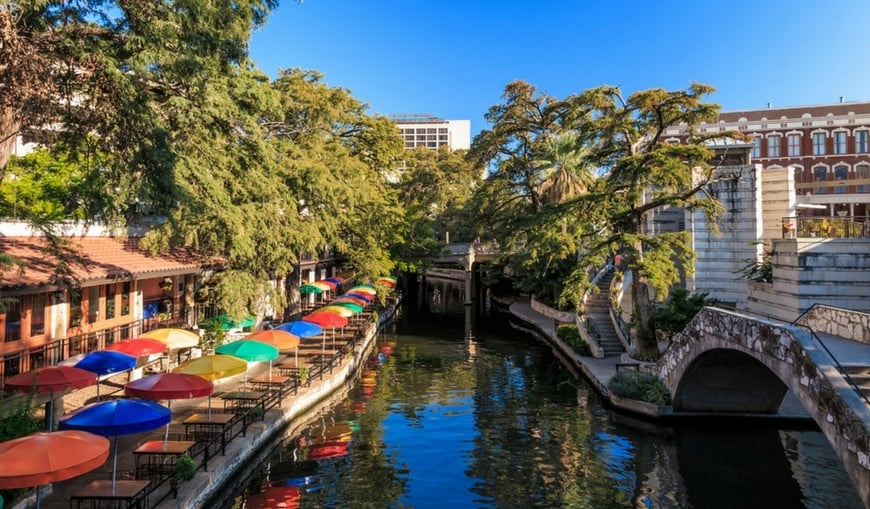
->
[789,306,870,407]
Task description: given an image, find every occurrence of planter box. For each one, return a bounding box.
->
[610,394,673,418]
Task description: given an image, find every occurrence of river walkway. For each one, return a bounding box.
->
[24,297,868,508]
[26,301,396,509]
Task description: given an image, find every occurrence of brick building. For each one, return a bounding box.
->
[702,100,870,219]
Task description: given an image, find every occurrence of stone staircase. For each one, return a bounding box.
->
[841,365,870,400]
[586,270,625,357]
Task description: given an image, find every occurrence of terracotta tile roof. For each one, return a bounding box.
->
[0,236,209,291]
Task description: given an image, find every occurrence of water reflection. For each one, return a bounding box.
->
[219,278,862,509]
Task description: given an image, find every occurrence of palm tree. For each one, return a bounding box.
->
[534,132,596,206]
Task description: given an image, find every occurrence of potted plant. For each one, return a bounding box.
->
[170,453,196,497]
[298,366,309,386]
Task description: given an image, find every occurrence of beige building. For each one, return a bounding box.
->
[391,114,471,151]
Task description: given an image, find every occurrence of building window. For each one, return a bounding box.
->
[767,136,781,157]
[834,165,849,194]
[70,291,82,328]
[856,130,869,154]
[834,131,847,154]
[88,286,100,324]
[813,166,827,194]
[29,293,45,336]
[4,298,21,342]
[857,164,870,193]
[121,281,131,316]
[3,354,21,381]
[752,137,761,158]
[813,132,826,155]
[787,134,801,156]
[106,284,116,320]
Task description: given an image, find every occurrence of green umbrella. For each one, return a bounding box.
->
[300,284,324,294]
[215,340,279,362]
[200,314,256,330]
[331,301,364,314]
[215,340,280,387]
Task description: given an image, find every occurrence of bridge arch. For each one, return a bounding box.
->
[658,307,870,505]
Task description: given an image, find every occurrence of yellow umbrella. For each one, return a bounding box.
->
[141,328,200,350]
[172,354,247,381]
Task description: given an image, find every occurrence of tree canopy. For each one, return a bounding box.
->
[471,81,735,352]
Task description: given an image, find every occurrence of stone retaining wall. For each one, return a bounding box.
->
[796,305,870,344]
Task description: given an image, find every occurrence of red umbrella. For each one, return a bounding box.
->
[124,373,214,400]
[105,338,167,357]
[4,366,97,431]
[303,312,348,328]
[0,430,110,508]
[246,485,300,508]
[4,366,97,395]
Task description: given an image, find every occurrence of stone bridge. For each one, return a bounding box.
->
[657,307,870,506]
[432,242,499,271]
[426,242,499,305]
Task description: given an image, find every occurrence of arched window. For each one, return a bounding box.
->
[834,165,849,194]
[813,165,828,194]
[856,163,870,193]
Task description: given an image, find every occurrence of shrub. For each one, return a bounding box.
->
[557,324,591,357]
[608,371,671,406]
[629,349,662,363]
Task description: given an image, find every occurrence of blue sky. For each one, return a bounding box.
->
[249,0,870,138]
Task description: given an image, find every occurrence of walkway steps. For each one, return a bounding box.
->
[586,271,625,357]
[841,365,870,398]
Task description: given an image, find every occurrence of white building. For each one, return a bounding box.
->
[391,114,471,151]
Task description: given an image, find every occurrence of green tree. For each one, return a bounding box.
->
[468,81,596,299]
[562,83,737,355]
[650,287,716,344]
[391,146,479,272]
[264,69,406,283]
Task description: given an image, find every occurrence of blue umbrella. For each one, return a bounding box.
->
[75,350,137,401]
[75,351,136,376]
[343,292,373,303]
[59,399,171,487]
[275,320,323,338]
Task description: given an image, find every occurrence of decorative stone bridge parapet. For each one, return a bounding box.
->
[796,305,870,344]
[657,306,870,507]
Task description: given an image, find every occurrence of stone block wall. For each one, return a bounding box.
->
[687,163,764,308]
[748,239,870,321]
[796,305,870,344]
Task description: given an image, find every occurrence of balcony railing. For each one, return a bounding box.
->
[781,216,870,239]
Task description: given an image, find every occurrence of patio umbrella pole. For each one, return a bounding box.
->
[112,436,119,491]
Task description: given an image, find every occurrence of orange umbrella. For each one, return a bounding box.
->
[245,330,300,351]
[0,430,109,507]
[246,329,302,368]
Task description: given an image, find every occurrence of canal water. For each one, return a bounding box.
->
[218,280,863,509]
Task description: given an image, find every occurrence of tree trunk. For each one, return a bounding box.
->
[0,106,19,179]
[631,276,658,355]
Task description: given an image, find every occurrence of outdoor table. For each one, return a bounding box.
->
[219,390,266,415]
[249,374,289,390]
[182,413,234,455]
[69,479,150,509]
[132,440,196,482]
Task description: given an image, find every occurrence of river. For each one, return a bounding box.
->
[216,279,863,508]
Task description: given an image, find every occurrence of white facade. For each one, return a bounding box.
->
[391,114,471,151]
